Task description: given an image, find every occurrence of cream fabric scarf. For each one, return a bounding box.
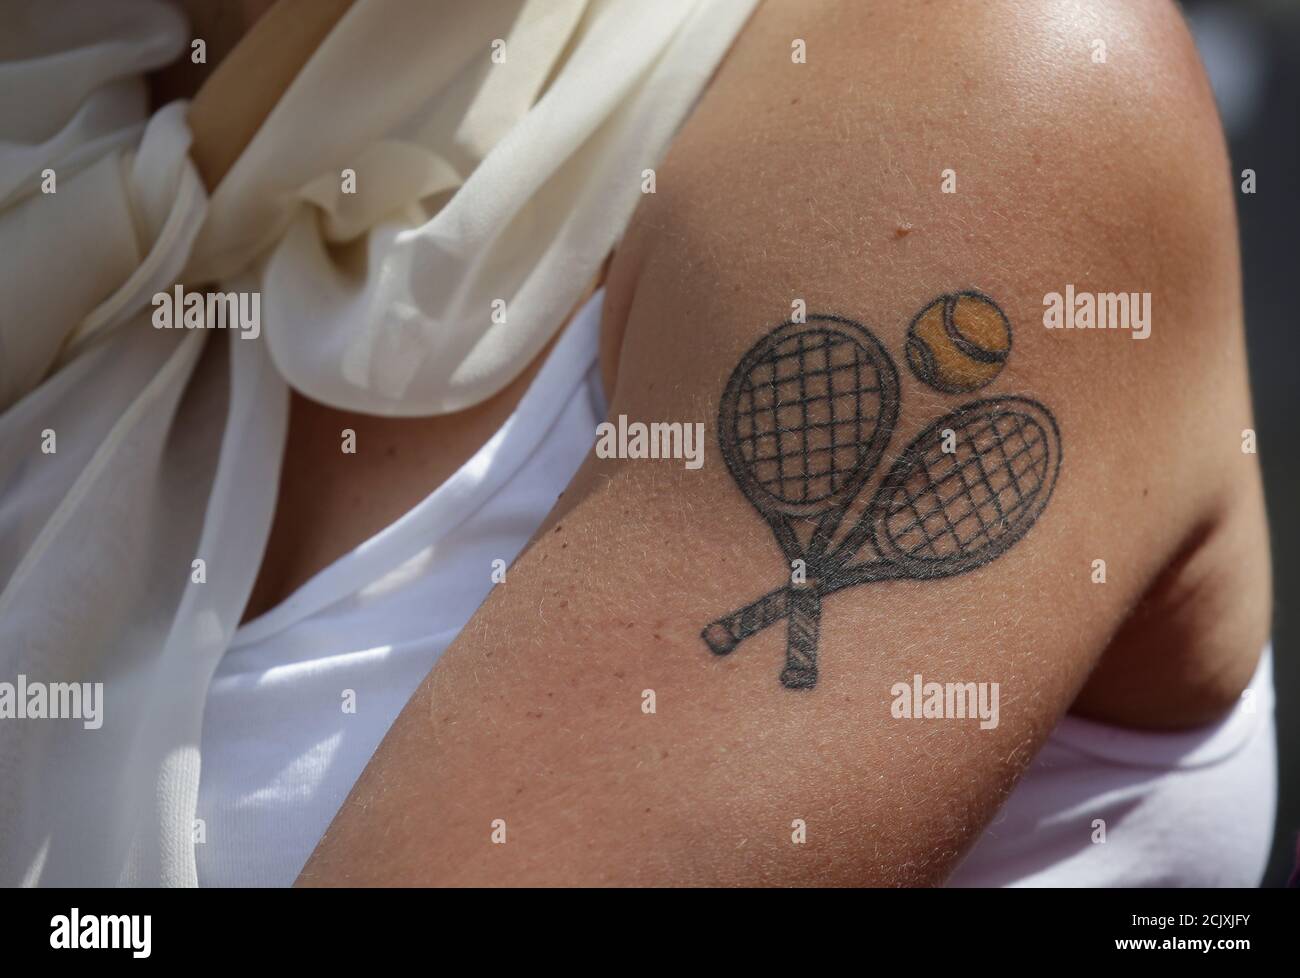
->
[0,0,757,886]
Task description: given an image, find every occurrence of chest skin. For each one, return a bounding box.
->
[243,272,607,623]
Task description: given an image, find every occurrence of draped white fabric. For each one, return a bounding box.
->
[0,0,757,886]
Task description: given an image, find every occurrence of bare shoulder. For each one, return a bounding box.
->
[301,0,1265,887]
[607,0,1233,349]
[603,0,1267,723]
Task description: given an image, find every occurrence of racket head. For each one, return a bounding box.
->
[860,395,1061,579]
[717,315,900,523]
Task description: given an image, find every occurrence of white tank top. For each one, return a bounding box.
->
[196,288,1277,887]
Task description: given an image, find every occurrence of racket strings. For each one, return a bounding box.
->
[733,328,883,504]
[884,411,1049,558]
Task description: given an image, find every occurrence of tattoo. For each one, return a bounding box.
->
[701,301,1061,690]
[904,290,1011,394]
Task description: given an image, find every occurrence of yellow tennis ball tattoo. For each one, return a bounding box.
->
[904,291,1011,393]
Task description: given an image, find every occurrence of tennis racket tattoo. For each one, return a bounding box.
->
[702,314,1062,690]
[710,314,900,689]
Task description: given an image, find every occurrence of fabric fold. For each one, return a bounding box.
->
[0,0,759,886]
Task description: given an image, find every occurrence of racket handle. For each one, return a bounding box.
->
[780,582,820,689]
[700,587,790,655]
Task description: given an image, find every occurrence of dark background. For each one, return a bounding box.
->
[1181,0,1299,886]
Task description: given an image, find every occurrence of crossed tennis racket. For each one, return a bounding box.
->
[702,314,1061,689]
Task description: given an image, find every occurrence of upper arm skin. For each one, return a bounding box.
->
[300,0,1259,886]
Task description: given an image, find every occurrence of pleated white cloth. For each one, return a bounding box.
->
[0,0,758,886]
